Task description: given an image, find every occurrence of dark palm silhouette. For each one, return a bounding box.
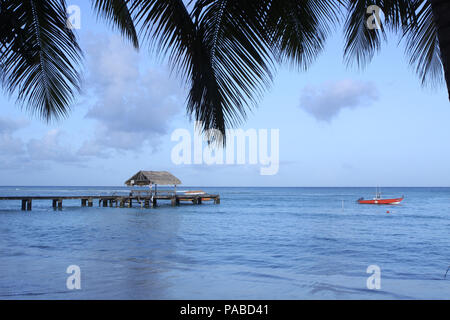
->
[0,0,448,142]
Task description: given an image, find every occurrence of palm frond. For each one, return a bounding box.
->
[192,0,274,124]
[131,0,274,143]
[0,0,83,120]
[91,0,139,49]
[130,0,196,70]
[403,1,443,87]
[343,0,418,68]
[265,0,340,70]
[130,0,224,138]
[343,0,387,68]
[381,0,419,31]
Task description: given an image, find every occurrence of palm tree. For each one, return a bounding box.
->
[0,0,448,143]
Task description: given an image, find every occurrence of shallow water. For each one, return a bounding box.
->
[0,186,449,299]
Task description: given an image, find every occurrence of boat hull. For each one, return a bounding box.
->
[358,197,404,205]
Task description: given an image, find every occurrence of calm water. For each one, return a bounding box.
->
[0,186,449,299]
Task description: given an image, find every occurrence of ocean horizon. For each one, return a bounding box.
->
[0,186,449,299]
[2,186,450,188]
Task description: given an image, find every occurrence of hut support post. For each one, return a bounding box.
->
[52,199,57,209]
[81,199,87,207]
[58,199,62,209]
[88,198,93,207]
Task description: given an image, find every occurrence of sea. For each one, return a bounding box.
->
[0,186,449,299]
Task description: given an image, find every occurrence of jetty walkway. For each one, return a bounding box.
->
[0,192,220,211]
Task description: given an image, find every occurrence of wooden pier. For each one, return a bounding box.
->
[0,193,220,211]
[0,171,221,211]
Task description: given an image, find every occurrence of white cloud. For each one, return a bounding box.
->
[0,117,27,169]
[27,129,81,163]
[0,34,185,171]
[299,79,379,122]
[0,117,28,134]
[0,119,87,171]
[82,34,184,153]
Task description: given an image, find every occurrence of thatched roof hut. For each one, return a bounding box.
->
[125,171,181,186]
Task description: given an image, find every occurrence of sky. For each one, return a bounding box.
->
[1,1,449,187]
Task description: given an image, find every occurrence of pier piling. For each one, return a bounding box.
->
[21,199,32,211]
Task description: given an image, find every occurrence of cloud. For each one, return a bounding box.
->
[0,117,27,169]
[0,133,24,155]
[27,129,82,164]
[0,35,185,171]
[0,118,86,171]
[82,34,184,153]
[299,79,379,122]
[0,117,28,134]
[77,140,109,158]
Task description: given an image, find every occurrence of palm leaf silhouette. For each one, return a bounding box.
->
[0,0,449,141]
[1,0,82,120]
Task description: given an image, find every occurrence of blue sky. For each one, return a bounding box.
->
[0,2,449,187]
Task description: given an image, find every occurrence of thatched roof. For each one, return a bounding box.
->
[125,171,182,186]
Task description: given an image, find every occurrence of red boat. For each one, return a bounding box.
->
[358,188,404,205]
[358,197,404,205]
